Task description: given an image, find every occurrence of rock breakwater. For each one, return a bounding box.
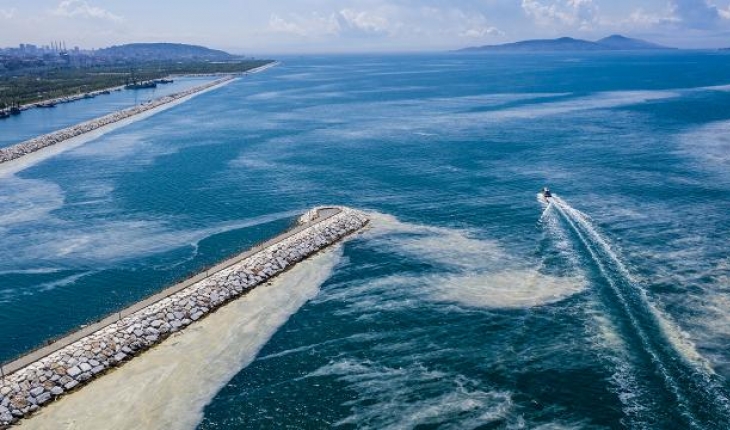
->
[0,76,235,165]
[0,207,368,427]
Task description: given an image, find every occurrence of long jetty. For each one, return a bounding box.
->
[0,76,237,165]
[0,206,369,427]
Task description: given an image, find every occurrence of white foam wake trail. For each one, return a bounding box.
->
[549,195,730,428]
[541,203,650,424]
[19,247,342,430]
[552,196,711,370]
[550,197,688,427]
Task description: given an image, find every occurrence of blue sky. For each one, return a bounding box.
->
[1,0,729,53]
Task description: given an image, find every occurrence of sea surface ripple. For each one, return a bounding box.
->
[4,52,730,429]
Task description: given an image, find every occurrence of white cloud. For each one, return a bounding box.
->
[268,12,340,38]
[52,0,123,22]
[522,0,598,30]
[458,13,505,39]
[268,14,308,36]
[267,5,503,46]
[625,7,680,27]
[338,8,391,35]
[460,26,504,38]
[269,9,393,39]
[522,0,574,25]
[622,0,730,30]
[0,8,15,19]
[418,7,504,41]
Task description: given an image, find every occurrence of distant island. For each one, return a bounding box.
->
[460,35,674,52]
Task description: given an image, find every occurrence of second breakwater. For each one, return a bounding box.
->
[0,76,237,165]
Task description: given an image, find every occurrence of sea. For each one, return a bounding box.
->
[0,76,217,148]
[2,52,730,430]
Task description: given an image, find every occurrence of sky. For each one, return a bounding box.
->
[0,0,729,53]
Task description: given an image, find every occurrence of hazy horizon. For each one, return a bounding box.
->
[1,0,730,54]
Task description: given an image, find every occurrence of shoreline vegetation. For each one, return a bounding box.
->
[0,59,273,110]
[0,62,278,165]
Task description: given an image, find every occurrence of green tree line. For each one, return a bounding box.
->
[0,60,272,108]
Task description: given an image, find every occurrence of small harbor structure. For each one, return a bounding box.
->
[0,206,369,427]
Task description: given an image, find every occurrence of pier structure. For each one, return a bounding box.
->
[0,207,369,427]
[0,76,235,165]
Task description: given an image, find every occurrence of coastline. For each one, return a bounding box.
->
[0,77,236,166]
[11,61,280,113]
[165,60,281,78]
[0,60,280,170]
[0,78,235,178]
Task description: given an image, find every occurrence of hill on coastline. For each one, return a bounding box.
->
[460,35,674,52]
[96,43,236,61]
[595,35,671,50]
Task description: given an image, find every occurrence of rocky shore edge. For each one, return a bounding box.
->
[0,207,369,427]
[0,76,236,165]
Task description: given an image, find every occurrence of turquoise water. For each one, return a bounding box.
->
[0,76,216,148]
[3,52,730,429]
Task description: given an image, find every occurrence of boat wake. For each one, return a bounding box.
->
[541,194,730,429]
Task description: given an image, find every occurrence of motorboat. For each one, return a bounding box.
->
[540,187,552,199]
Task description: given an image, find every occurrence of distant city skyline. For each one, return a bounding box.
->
[1,0,730,53]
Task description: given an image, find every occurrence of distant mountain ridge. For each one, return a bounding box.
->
[96,43,236,61]
[460,35,674,52]
[595,35,671,50]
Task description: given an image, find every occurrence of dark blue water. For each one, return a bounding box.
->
[0,76,215,148]
[3,52,730,429]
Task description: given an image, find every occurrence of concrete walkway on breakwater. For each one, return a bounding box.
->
[0,206,368,427]
[17,247,342,430]
[1,207,340,377]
